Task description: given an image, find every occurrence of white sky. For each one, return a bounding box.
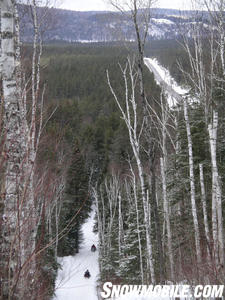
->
[56,0,200,11]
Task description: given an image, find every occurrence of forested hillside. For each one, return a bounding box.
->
[0,1,224,299]
[18,4,209,43]
[44,37,224,289]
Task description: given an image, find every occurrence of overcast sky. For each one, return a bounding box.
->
[56,0,198,11]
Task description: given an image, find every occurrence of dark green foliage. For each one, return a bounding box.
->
[42,42,164,285]
[44,44,130,173]
[40,40,225,289]
[57,146,91,257]
[36,219,59,299]
[145,39,189,83]
[117,203,146,284]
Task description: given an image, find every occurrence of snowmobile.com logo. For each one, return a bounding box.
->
[100,282,224,299]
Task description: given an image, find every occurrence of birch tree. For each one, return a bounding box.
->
[109,0,166,282]
[203,0,225,271]
[208,111,224,268]
[180,0,224,272]
[199,163,211,261]
[183,98,201,265]
[108,0,156,104]
[0,0,55,297]
[107,57,155,283]
[159,93,175,281]
[0,1,30,297]
[129,160,144,283]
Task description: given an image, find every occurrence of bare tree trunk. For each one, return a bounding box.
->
[208,111,218,265]
[146,188,155,283]
[183,98,201,265]
[105,176,119,257]
[129,162,144,284]
[93,187,103,272]
[0,1,26,298]
[118,192,123,257]
[107,58,155,283]
[55,181,64,258]
[208,111,224,267]
[159,91,174,281]
[138,161,155,284]
[178,0,225,278]
[216,175,224,269]
[150,167,165,283]
[199,163,211,260]
[0,1,52,297]
[160,157,174,281]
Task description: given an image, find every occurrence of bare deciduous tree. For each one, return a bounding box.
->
[107,57,156,283]
[0,0,60,298]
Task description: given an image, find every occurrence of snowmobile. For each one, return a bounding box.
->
[84,270,91,279]
[91,244,96,252]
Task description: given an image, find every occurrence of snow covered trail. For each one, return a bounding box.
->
[53,208,99,300]
[144,57,189,107]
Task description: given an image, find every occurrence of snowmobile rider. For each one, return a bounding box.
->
[84,269,91,278]
[91,244,96,252]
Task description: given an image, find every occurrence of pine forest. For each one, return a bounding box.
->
[0,0,224,299]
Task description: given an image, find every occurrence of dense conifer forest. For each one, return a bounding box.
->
[0,1,224,299]
[41,39,224,291]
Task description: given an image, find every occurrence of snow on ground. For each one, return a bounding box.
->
[144,58,188,95]
[53,208,99,300]
[148,25,165,39]
[152,18,175,25]
[144,57,191,107]
[144,58,201,107]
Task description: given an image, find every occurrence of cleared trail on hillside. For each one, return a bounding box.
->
[53,208,99,300]
[144,57,187,105]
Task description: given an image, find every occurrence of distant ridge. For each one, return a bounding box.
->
[18,4,209,43]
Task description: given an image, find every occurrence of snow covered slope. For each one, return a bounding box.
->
[144,57,189,107]
[53,208,99,300]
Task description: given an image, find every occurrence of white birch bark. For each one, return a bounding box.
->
[54,181,64,258]
[0,1,25,297]
[105,176,119,257]
[118,192,123,257]
[0,1,36,297]
[159,92,175,281]
[208,110,224,267]
[0,1,47,297]
[179,0,224,275]
[199,163,211,260]
[129,162,144,284]
[93,187,103,272]
[183,98,201,265]
[219,25,225,76]
[100,185,106,256]
[216,175,224,268]
[208,111,218,264]
[145,188,155,283]
[107,58,155,283]
[160,157,174,281]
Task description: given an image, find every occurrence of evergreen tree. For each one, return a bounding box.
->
[57,146,91,256]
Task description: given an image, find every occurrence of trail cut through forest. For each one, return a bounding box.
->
[54,208,99,300]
